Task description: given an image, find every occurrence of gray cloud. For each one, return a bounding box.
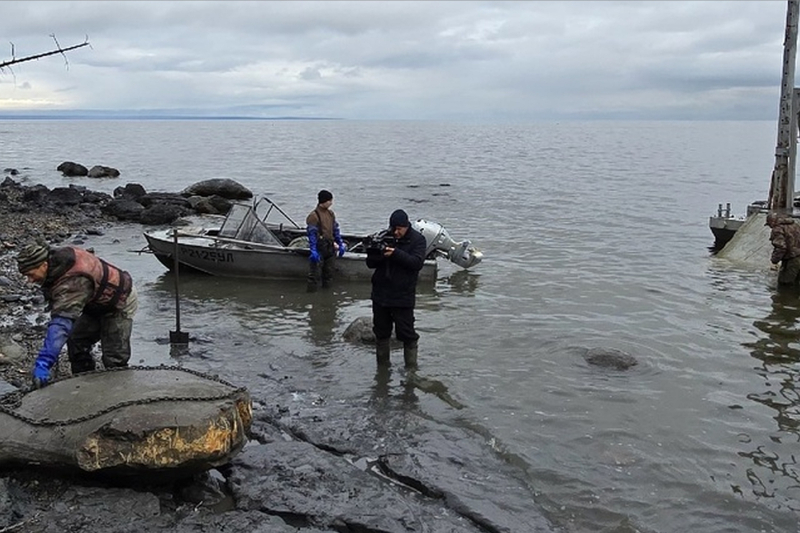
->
[0,1,791,119]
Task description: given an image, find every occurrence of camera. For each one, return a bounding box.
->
[364,230,397,255]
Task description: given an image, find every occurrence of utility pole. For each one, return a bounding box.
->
[768,0,800,213]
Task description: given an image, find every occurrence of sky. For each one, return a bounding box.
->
[0,1,794,121]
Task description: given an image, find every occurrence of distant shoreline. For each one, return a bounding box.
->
[0,115,343,121]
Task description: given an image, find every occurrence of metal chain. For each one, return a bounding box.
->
[0,365,247,427]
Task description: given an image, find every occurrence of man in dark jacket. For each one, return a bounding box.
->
[366,209,426,369]
[16,241,138,388]
[767,211,800,286]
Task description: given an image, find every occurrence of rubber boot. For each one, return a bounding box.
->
[403,340,418,370]
[376,337,391,367]
[70,357,96,375]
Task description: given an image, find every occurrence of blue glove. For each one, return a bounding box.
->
[31,316,73,388]
[307,225,320,263]
[333,221,346,257]
[32,360,51,389]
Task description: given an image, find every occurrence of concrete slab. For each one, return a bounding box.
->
[714,211,772,269]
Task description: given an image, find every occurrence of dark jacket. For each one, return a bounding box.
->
[367,227,426,307]
[770,216,800,264]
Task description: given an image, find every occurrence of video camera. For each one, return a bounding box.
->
[364,230,397,256]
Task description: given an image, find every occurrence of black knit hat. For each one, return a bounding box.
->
[318,189,333,204]
[16,242,50,273]
[389,209,410,228]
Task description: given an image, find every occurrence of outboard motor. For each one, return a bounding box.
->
[412,219,483,269]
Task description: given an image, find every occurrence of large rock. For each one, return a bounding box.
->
[87,165,120,179]
[22,184,51,206]
[140,203,191,225]
[583,347,638,370]
[342,316,375,344]
[181,178,253,200]
[229,442,487,532]
[138,192,192,209]
[113,183,147,201]
[48,186,84,206]
[192,194,233,215]
[57,161,88,177]
[102,198,144,222]
[0,336,25,366]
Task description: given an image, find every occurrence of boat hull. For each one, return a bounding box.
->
[144,229,438,282]
[709,215,745,249]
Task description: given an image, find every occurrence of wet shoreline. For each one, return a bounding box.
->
[0,176,556,532]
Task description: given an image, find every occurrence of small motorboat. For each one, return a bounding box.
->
[143,197,483,282]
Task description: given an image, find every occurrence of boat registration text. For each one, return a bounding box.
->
[183,247,235,263]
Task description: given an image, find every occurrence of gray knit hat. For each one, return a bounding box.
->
[16,242,50,273]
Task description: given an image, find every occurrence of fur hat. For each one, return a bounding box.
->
[16,242,50,273]
[318,190,333,204]
[389,209,410,228]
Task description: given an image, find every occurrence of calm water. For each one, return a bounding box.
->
[1,119,795,532]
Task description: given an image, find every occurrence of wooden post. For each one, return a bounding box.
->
[768,0,799,212]
[791,87,800,202]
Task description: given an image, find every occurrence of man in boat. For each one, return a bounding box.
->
[366,209,426,370]
[306,189,346,291]
[766,211,800,286]
[16,241,138,388]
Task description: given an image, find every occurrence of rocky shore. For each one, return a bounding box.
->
[0,175,555,533]
[0,174,252,388]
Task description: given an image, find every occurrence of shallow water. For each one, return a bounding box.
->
[2,118,796,532]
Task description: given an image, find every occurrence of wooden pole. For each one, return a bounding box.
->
[768,0,800,212]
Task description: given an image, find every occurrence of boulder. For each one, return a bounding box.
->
[113,183,147,201]
[138,192,192,209]
[583,347,638,370]
[22,184,51,206]
[343,317,375,344]
[140,203,191,225]
[181,178,253,200]
[87,165,120,179]
[102,198,144,222]
[194,195,233,215]
[57,161,88,177]
[49,187,84,206]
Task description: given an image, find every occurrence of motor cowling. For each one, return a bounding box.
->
[412,219,483,269]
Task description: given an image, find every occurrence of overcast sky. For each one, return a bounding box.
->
[0,1,793,120]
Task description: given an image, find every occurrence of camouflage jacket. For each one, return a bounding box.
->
[770,217,800,264]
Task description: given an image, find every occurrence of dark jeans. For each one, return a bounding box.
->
[67,311,133,371]
[372,302,418,343]
[308,257,335,288]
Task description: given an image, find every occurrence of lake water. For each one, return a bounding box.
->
[1,119,795,532]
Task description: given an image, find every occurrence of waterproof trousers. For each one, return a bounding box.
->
[373,303,419,369]
[307,257,335,290]
[67,311,133,374]
[778,255,800,285]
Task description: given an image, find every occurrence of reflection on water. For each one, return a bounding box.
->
[441,269,481,295]
[149,271,374,345]
[370,366,418,410]
[742,287,800,511]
